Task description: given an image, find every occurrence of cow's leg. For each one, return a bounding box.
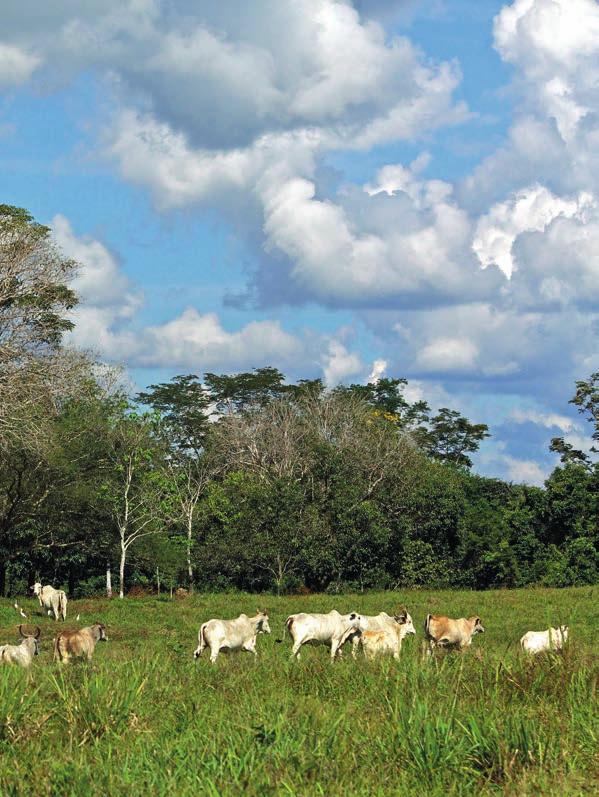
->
[330,638,340,660]
[351,636,360,659]
[209,644,219,664]
[290,638,303,660]
[242,639,257,656]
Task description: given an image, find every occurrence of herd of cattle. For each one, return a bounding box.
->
[0,582,570,668]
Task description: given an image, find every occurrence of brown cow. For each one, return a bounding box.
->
[424,614,484,656]
[54,622,107,663]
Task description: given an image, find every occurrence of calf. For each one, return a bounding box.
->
[520,626,569,655]
[194,611,270,663]
[54,623,107,663]
[424,614,484,655]
[349,610,411,658]
[360,610,416,661]
[32,582,67,621]
[285,610,361,660]
[0,626,41,668]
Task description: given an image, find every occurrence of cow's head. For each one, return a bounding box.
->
[394,609,416,636]
[31,582,42,596]
[19,625,41,655]
[255,610,271,634]
[94,622,108,642]
[471,617,485,635]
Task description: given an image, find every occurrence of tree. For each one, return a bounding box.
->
[137,374,211,454]
[204,367,288,413]
[550,372,599,468]
[0,204,79,449]
[101,410,170,598]
[423,408,490,468]
[137,374,216,590]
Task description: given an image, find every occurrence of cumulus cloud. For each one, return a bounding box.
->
[0,43,40,87]
[417,337,478,373]
[473,185,594,279]
[367,359,387,383]
[55,216,364,378]
[322,340,364,386]
[509,408,577,432]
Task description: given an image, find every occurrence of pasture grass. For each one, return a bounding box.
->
[0,587,597,796]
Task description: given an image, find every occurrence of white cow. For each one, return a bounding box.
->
[348,610,412,658]
[285,610,362,660]
[520,626,569,655]
[194,611,271,663]
[360,611,416,660]
[0,626,41,667]
[32,582,67,621]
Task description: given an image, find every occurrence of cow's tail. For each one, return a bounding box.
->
[199,622,209,654]
[424,614,432,639]
[276,616,294,644]
[58,591,67,621]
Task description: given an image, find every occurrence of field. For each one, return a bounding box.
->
[0,587,597,796]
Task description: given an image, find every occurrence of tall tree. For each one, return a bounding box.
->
[550,372,599,468]
[204,367,288,413]
[423,408,490,469]
[0,204,79,449]
[137,374,216,590]
[101,410,170,598]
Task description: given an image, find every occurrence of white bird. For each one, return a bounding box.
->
[13,602,18,610]
[47,610,53,617]
[76,614,80,621]
[19,609,27,618]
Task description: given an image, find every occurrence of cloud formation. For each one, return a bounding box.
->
[3,0,599,482]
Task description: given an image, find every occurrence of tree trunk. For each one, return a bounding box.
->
[106,564,112,598]
[156,567,160,595]
[119,543,126,599]
[187,513,194,593]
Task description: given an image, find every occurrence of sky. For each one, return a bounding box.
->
[1,0,598,485]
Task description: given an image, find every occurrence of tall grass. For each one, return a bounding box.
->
[0,586,596,795]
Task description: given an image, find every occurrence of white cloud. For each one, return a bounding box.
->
[367,359,387,383]
[473,185,594,279]
[0,43,40,87]
[322,340,363,386]
[509,408,577,432]
[494,0,599,142]
[417,337,478,372]
[504,455,547,486]
[55,215,367,379]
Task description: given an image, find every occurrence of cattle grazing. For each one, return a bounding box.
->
[348,609,412,658]
[32,582,67,621]
[359,610,416,661]
[54,623,107,663]
[0,626,41,667]
[424,614,485,655]
[194,610,271,663]
[520,626,569,655]
[285,610,362,660]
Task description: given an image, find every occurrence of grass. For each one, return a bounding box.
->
[0,587,597,796]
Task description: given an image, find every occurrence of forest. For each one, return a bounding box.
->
[1,203,598,598]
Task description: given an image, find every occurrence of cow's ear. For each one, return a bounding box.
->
[395,614,407,624]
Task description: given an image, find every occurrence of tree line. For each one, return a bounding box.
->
[1,203,598,597]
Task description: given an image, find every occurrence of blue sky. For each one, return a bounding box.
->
[1,0,598,484]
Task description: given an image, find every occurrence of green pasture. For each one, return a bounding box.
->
[0,587,597,796]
